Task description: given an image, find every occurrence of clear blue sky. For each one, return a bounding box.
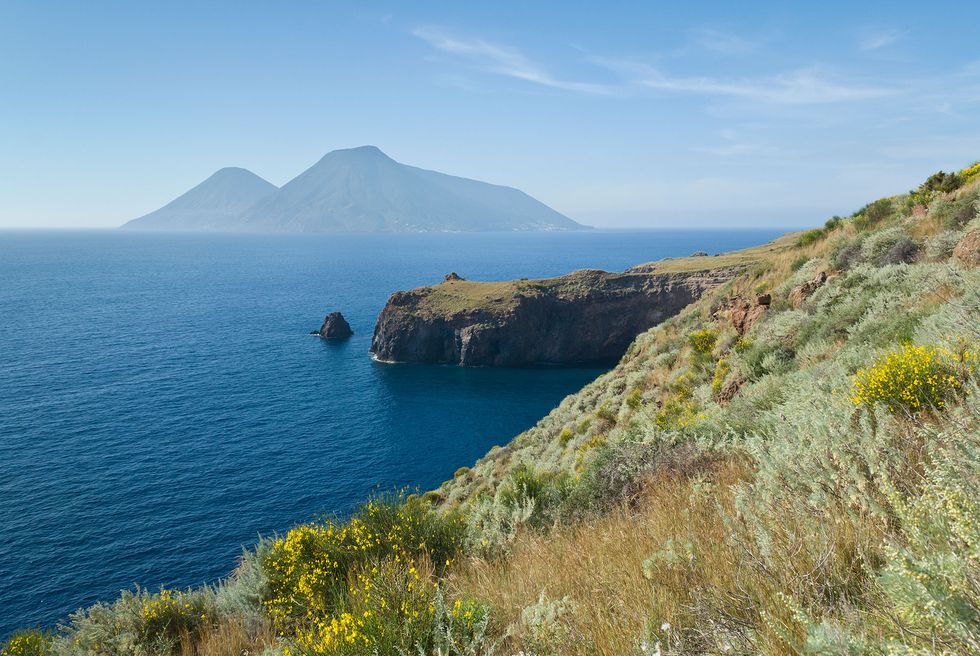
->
[2,1,978,229]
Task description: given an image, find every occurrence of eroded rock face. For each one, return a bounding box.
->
[316,312,353,339]
[789,271,828,308]
[717,296,769,336]
[953,229,980,266]
[370,266,742,366]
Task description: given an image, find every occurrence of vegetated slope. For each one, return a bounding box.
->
[6,163,980,656]
[121,168,278,230]
[239,146,584,233]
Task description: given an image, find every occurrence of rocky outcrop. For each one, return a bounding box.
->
[715,294,770,336]
[315,312,353,339]
[370,266,742,366]
[789,271,828,308]
[953,229,979,266]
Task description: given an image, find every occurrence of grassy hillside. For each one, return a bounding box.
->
[4,164,979,656]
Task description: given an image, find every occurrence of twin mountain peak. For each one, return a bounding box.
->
[122,146,585,233]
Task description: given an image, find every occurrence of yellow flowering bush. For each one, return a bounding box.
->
[137,588,212,646]
[850,343,977,413]
[961,161,980,184]
[289,558,437,655]
[263,497,466,652]
[654,396,705,430]
[688,328,718,355]
[711,358,731,397]
[0,630,50,656]
[574,435,606,472]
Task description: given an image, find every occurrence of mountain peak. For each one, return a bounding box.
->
[124,150,585,233]
[122,167,277,230]
[317,145,393,163]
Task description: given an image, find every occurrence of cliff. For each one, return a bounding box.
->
[369,236,797,367]
[370,267,740,366]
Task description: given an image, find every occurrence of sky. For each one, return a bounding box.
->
[1,1,979,229]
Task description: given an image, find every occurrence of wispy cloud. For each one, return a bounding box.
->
[690,28,758,55]
[693,129,780,157]
[859,28,905,51]
[411,26,615,95]
[596,58,894,105]
[414,26,896,107]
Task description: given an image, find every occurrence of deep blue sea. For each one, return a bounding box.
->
[0,228,780,636]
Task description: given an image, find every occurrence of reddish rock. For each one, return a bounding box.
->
[789,272,828,308]
[756,293,772,306]
[717,296,768,336]
[717,372,745,404]
[952,230,979,266]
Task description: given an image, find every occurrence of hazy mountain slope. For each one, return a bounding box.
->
[122,168,277,230]
[239,145,583,233]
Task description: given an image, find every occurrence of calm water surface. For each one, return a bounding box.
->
[0,228,780,635]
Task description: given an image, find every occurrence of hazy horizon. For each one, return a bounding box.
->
[2,1,978,230]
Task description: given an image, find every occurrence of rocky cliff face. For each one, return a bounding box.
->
[370,266,742,366]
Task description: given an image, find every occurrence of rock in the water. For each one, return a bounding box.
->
[370,266,742,367]
[317,312,353,339]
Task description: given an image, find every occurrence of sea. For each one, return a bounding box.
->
[0,228,781,636]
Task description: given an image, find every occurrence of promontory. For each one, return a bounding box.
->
[369,237,793,367]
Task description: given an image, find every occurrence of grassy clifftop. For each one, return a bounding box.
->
[391,233,797,320]
[5,164,980,656]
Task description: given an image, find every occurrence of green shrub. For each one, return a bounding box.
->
[741,341,795,380]
[790,255,810,272]
[794,228,827,248]
[824,216,844,231]
[498,464,552,510]
[878,440,980,654]
[594,402,617,424]
[853,198,894,231]
[423,589,495,656]
[58,587,217,655]
[879,238,920,266]
[829,235,865,271]
[931,187,979,229]
[919,170,963,195]
[558,427,574,444]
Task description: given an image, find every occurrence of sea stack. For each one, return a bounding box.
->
[316,312,353,339]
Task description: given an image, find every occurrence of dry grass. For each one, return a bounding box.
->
[451,461,748,655]
[178,618,278,656]
[451,455,888,655]
[403,233,802,318]
[629,233,800,274]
